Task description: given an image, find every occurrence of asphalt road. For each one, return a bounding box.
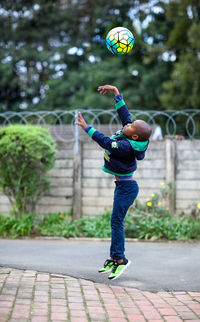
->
[0,239,199,292]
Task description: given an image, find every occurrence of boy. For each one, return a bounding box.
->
[75,85,152,280]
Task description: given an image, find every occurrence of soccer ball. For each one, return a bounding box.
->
[106,27,134,55]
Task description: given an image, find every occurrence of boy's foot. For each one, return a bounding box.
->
[108,258,131,280]
[98,259,115,274]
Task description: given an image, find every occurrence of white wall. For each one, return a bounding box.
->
[0,137,200,217]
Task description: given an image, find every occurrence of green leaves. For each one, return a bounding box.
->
[124,214,200,240]
[160,0,200,109]
[0,209,199,240]
[0,213,35,238]
[0,0,199,112]
[38,211,80,238]
[78,211,111,238]
[0,125,56,217]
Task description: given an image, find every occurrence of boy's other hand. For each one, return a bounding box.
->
[98,85,119,96]
[74,112,87,130]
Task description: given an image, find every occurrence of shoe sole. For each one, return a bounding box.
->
[108,260,131,280]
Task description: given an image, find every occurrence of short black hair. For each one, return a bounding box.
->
[135,120,152,141]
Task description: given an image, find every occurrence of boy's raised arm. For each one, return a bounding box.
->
[75,112,120,152]
[98,85,131,126]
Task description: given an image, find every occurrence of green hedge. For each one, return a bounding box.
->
[0,125,56,217]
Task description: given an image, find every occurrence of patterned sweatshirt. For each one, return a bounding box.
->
[84,94,149,177]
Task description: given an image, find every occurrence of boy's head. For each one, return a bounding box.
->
[123,120,152,141]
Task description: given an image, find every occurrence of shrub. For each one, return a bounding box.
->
[78,211,111,237]
[125,182,200,240]
[124,213,200,240]
[0,209,199,240]
[38,211,80,238]
[0,213,35,238]
[0,125,57,217]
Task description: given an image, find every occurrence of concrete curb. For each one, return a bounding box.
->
[1,236,198,243]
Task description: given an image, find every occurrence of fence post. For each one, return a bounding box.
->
[165,138,176,214]
[73,111,82,219]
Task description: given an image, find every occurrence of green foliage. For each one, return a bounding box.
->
[124,182,200,240]
[78,211,111,238]
[1,0,199,113]
[0,210,199,240]
[160,50,200,109]
[37,211,111,238]
[0,180,199,240]
[129,181,175,218]
[0,213,35,238]
[0,0,175,112]
[0,0,200,113]
[38,211,80,238]
[160,0,200,109]
[124,213,200,240]
[0,204,200,241]
[0,125,56,217]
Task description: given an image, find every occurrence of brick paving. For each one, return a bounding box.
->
[0,267,200,322]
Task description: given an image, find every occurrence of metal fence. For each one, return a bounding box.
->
[0,109,200,141]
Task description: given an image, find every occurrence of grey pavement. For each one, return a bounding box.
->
[0,238,200,292]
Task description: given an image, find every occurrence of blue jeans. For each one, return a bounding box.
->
[110,180,139,259]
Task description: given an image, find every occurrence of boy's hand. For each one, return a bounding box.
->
[98,85,119,96]
[74,112,87,130]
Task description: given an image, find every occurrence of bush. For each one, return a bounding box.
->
[124,182,200,240]
[78,211,111,237]
[0,213,35,238]
[0,125,56,217]
[124,213,200,240]
[0,210,200,240]
[38,211,80,238]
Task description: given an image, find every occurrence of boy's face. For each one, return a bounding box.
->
[123,121,139,140]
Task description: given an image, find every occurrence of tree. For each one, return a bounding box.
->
[1,0,171,112]
[0,0,72,111]
[1,0,199,112]
[160,0,200,109]
[38,0,175,111]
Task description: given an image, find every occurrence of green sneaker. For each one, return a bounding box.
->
[108,258,131,280]
[98,259,115,274]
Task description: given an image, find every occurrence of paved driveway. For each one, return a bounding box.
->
[0,239,200,291]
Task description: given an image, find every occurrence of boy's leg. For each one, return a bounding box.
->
[110,180,139,261]
[108,180,138,280]
[98,180,138,277]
